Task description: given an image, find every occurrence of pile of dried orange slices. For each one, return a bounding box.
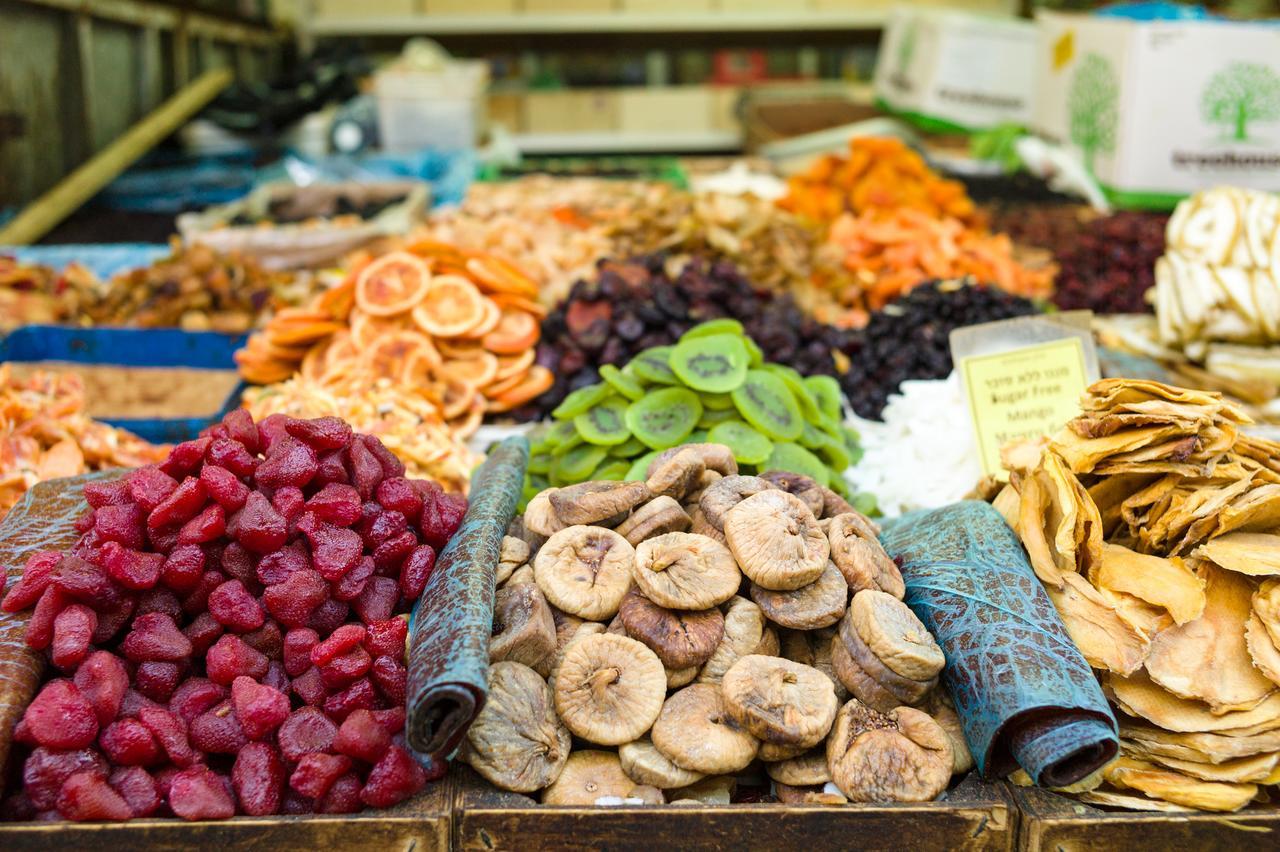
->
[236,241,553,442]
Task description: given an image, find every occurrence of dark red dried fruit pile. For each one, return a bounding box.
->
[1,409,466,822]
[837,280,1039,420]
[526,254,852,420]
[1050,211,1167,315]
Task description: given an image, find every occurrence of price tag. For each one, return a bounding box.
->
[959,337,1092,478]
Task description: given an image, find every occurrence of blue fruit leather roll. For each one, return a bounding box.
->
[879,500,1118,788]
[405,436,528,778]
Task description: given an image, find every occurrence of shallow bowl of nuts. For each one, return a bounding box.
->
[463,442,982,812]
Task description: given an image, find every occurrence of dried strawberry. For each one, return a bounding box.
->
[89,595,135,645]
[323,677,377,722]
[74,651,128,725]
[334,708,391,764]
[100,718,163,766]
[278,707,338,763]
[371,655,408,705]
[205,634,269,685]
[231,676,290,740]
[399,544,436,600]
[372,531,416,573]
[57,769,132,821]
[51,603,97,669]
[263,568,328,628]
[289,752,352,800]
[160,436,211,479]
[372,706,407,736]
[361,434,406,479]
[180,569,224,616]
[222,408,262,455]
[127,466,179,513]
[93,502,147,551]
[364,509,407,548]
[109,766,160,818]
[346,438,384,501]
[178,503,225,546]
[271,485,306,525]
[256,542,308,586]
[200,464,249,512]
[307,523,363,582]
[257,437,318,491]
[147,477,206,530]
[135,661,183,703]
[332,555,375,602]
[2,550,61,612]
[306,483,362,526]
[264,659,291,694]
[360,745,426,808]
[320,647,372,690]
[122,613,193,663]
[23,748,107,811]
[243,619,283,659]
[285,416,353,452]
[168,677,226,724]
[54,555,123,611]
[101,540,164,590]
[375,477,422,519]
[354,576,398,623]
[318,772,363,814]
[26,584,70,650]
[256,413,294,454]
[137,706,195,768]
[23,680,98,749]
[283,628,320,677]
[307,597,350,635]
[136,587,181,622]
[310,624,367,667]
[229,491,287,554]
[168,766,235,821]
[364,618,408,659]
[84,478,133,509]
[206,437,258,479]
[189,702,248,754]
[218,541,258,587]
[182,611,224,656]
[233,742,285,816]
[314,450,350,487]
[290,666,326,707]
[161,544,205,593]
[208,579,265,633]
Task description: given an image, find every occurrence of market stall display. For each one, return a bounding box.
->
[529,256,852,421]
[1045,211,1167,315]
[0,409,467,821]
[523,320,862,508]
[0,257,99,328]
[996,378,1280,812]
[0,367,167,521]
[467,448,971,805]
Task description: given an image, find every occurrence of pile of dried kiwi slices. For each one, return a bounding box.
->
[522,320,869,513]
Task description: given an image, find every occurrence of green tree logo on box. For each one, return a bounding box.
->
[1068,53,1118,175]
[896,20,918,78]
[1202,62,1280,142]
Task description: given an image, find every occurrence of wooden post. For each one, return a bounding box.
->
[0,68,233,246]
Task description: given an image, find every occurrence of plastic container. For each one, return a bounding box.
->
[374,61,489,153]
[0,326,246,444]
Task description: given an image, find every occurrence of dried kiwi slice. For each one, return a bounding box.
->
[553,383,614,419]
[608,436,648,458]
[543,420,579,448]
[600,364,645,402]
[626,387,703,450]
[805,375,844,423]
[743,336,764,367]
[698,407,740,429]
[764,443,829,487]
[632,346,679,385]
[670,334,749,394]
[550,432,585,457]
[708,421,774,466]
[625,449,662,482]
[681,318,745,340]
[702,392,735,411]
[527,453,553,476]
[763,364,822,423]
[553,444,609,484]
[732,370,803,442]
[594,460,631,481]
[575,397,632,446]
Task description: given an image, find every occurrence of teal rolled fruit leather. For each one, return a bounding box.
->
[879,500,1118,788]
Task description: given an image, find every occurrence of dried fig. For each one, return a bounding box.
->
[826,700,953,803]
[541,750,639,805]
[755,625,780,657]
[838,606,937,706]
[758,740,809,762]
[504,563,535,588]
[724,490,829,591]
[667,665,699,688]
[849,590,945,682]
[524,489,567,537]
[628,785,665,804]
[618,589,724,669]
[546,621,605,695]
[464,661,570,793]
[815,632,849,703]
[750,561,848,630]
[766,749,831,786]
[819,487,857,520]
[651,443,738,478]
[619,737,705,788]
[759,470,825,518]
[721,655,838,747]
[828,513,904,599]
[490,584,557,677]
[500,535,532,566]
[616,496,692,546]
[651,684,759,774]
[551,481,651,527]
[645,447,706,500]
[780,629,814,666]
[605,612,627,635]
[698,596,766,684]
[667,775,735,805]
[925,692,973,775]
[507,515,546,554]
[632,531,740,611]
[494,559,519,587]
[690,508,727,545]
[534,526,635,620]
[830,631,906,714]
[554,633,666,745]
[699,475,772,531]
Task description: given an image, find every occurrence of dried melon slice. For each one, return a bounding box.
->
[1093,543,1206,626]
[1196,532,1280,576]
[1045,573,1150,675]
[1077,788,1194,813]
[1140,748,1280,783]
[1246,613,1280,688]
[1108,669,1280,733]
[1102,756,1256,812]
[1144,564,1276,714]
[1121,721,1280,763]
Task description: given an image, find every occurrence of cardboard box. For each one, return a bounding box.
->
[313,0,417,15]
[617,86,715,133]
[523,0,615,13]
[522,90,619,134]
[874,5,1035,133]
[425,0,516,13]
[1033,11,1280,208]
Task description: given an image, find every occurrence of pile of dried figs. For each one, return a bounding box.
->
[462,443,973,806]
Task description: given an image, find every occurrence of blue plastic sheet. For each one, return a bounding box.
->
[3,244,169,279]
[879,501,1118,788]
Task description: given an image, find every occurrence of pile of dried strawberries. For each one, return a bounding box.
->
[1,410,466,822]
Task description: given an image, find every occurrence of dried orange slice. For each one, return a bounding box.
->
[483,369,527,398]
[492,349,536,383]
[459,299,501,339]
[435,338,483,360]
[323,331,358,370]
[488,365,554,411]
[411,275,486,338]
[465,255,539,299]
[300,339,332,382]
[360,331,435,381]
[490,293,549,320]
[482,309,539,355]
[434,374,476,420]
[355,251,432,317]
[351,310,406,351]
[449,398,485,440]
[315,280,356,319]
[440,351,499,389]
[266,319,344,347]
[400,341,442,390]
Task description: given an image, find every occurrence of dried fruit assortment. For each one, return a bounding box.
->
[997,378,1280,812]
[0,409,466,821]
[237,242,550,435]
[464,446,970,804]
[1050,211,1167,315]
[0,366,167,521]
[779,137,981,229]
[837,280,1039,420]
[0,257,101,327]
[523,320,864,509]
[530,255,853,421]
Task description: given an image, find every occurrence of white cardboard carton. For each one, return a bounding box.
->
[873,5,1036,132]
[1033,11,1280,209]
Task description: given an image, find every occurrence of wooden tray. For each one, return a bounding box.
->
[1012,787,1280,850]
[0,779,452,851]
[452,766,1015,851]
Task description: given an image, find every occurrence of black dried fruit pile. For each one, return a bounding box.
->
[521,255,852,421]
[837,280,1038,420]
[1051,211,1167,315]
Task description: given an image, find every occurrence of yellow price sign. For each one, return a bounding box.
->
[960,337,1090,478]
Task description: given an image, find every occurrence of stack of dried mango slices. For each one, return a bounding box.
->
[996,378,1280,812]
